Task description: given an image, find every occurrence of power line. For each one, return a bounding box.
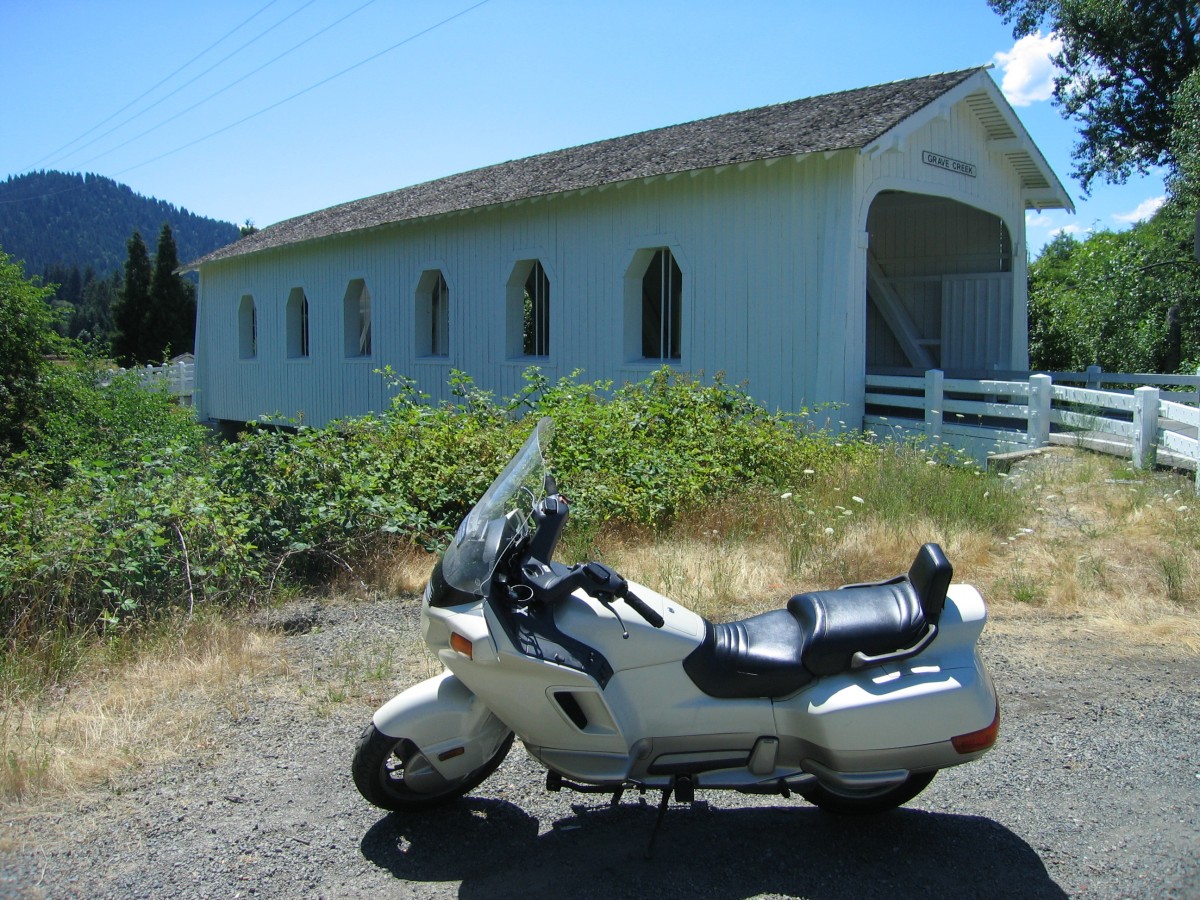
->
[23,0,283,172]
[45,0,324,170]
[112,0,494,179]
[79,0,378,169]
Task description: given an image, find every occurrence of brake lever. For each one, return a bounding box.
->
[597,594,630,640]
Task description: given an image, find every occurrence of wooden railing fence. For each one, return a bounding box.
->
[864,367,1200,492]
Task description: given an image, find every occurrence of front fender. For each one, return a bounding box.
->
[372,670,510,780]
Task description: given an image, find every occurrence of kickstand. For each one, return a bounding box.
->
[645,787,672,859]
[644,776,693,859]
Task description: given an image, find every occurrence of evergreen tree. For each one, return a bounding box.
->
[112,230,152,364]
[147,224,196,357]
[70,269,120,345]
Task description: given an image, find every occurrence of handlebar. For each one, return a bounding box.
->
[515,558,664,628]
[620,589,665,628]
[515,493,664,629]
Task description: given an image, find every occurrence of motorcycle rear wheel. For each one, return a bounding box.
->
[352,723,514,812]
[798,770,936,815]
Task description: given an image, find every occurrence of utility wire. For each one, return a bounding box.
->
[45,0,324,170]
[79,0,377,168]
[23,0,283,172]
[112,0,493,178]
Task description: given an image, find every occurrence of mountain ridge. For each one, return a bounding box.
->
[0,170,240,277]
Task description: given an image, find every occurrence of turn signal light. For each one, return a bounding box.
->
[952,704,1000,754]
[450,632,473,659]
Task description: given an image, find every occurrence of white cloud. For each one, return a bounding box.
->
[1112,195,1166,224]
[992,32,1062,106]
[1025,210,1057,230]
[1050,223,1088,239]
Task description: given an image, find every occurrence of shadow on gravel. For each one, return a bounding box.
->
[360,797,1065,899]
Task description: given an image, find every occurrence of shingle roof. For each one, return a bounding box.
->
[191,68,984,267]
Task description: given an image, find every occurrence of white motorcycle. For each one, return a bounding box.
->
[353,417,1000,840]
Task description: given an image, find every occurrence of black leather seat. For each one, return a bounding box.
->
[682,609,814,699]
[682,544,953,698]
[788,543,951,676]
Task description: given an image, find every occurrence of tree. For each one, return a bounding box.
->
[989,0,1200,193]
[0,249,62,454]
[70,269,121,345]
[1028,205,1200,372]
[1169,68,1200,208]
[147,224,196,358]
[112,230,152,364]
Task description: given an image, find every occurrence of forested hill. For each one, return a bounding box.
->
[0,170,240,276]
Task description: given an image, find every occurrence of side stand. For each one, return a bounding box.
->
[645,776,694,859]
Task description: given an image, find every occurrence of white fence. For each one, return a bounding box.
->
[104,357,195,405]
[864,368,1200,492]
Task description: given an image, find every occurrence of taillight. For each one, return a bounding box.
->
[952,703,1000,754]
[450,632,473,659]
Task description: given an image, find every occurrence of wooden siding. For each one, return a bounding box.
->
[196,85,1035,430]
[197,156,857,426]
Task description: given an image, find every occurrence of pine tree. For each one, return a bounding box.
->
[148,224,196,358]
[112,230,152,363]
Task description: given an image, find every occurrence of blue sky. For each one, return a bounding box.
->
[2,0,1167,256]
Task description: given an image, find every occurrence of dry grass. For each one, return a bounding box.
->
[972,450,1200,650]
[603,448,1199,650]
[1,617,287,805]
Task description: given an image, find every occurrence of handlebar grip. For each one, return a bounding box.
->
[622,590,665,628]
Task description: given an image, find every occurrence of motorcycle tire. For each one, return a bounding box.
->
[352,723,514,812]
[798,770,936,815]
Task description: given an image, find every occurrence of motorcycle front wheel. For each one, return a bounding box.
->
[798,770,936,815]
[352,723,514,812]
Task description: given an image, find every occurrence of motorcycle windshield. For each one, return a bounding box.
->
[440,416,553,597]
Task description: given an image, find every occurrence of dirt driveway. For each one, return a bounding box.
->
[2,602,1197,899]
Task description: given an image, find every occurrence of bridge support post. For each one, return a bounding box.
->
[1027,374,1052,447]
[924,369,944,446]
[1132,386,1160,471]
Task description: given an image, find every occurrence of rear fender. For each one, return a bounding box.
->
[372,671,510,780]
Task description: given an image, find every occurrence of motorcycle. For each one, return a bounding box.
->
[353,417,999,843]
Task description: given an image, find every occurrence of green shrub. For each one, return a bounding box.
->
[6,364,988,686]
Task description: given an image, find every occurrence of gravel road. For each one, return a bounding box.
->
[2,598,1197,899]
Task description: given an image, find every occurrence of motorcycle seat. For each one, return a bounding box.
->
[681,544,952,698]
[682,609,815,699]
[787,543,951,676]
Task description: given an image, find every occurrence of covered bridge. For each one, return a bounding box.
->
[188,67,1072,431]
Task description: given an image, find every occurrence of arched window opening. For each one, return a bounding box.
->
[238,294,257,359]
[641,248,682,360]
[416,270,449,357]
[343,279,372,357]
[286,287,310,359]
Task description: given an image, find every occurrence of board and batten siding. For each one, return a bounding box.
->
[197,154,859,428]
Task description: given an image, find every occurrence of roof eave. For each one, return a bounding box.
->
[861,68,1074,213]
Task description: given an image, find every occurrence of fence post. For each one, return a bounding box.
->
[1027,373,1052,447]
[1085,364,1103,390]
[925,369,944,446]
[1132,386,1159,471]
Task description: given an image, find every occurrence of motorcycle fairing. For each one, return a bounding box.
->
[491,583,615,687]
